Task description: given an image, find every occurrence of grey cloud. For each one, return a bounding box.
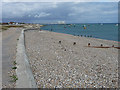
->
[2,2,118,23]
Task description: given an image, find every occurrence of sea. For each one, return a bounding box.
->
[40,23,119,42]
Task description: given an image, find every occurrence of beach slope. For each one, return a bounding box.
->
[25,30,118,88]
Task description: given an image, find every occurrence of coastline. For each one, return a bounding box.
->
[25,29,118,88]
[41,29,119,44]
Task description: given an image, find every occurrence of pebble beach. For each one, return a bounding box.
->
[25,30,118,88]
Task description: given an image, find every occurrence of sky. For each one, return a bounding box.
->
[2,1,119,23]
[2,0,120,2]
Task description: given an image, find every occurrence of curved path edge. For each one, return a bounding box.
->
[15,29,38,88]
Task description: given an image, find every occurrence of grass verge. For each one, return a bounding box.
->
[1,25,24,31]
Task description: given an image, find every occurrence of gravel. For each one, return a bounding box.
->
[25,30,118,88]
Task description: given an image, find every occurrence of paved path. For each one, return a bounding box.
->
[0,32,2,89]
[2,28,21,88]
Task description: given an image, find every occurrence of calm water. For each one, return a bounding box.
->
[41,23,118,41]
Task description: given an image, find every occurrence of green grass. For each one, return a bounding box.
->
[13,61,17,65]
[10,75,18,82]
[2,25,24,31]
[2,26,9,31]
[12,66,17,69]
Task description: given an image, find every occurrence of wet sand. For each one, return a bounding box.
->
[25,30,118,88]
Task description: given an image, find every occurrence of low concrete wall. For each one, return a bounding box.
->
[15,29,38,88]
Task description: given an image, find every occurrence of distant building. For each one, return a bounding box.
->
[8,22,19,25]
[2,22,24,25]
[2,23,8,25]
[58,21,65,24]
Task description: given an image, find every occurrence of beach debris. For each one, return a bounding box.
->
[90,35,92,37]
[112,45,114,47]
[59,41,61,44]
[114,47,120,49]
[73,42,76,45]
[101,44,103,47]
[87,45,115,49]
[64,49,66,51]
[88,43,90,46]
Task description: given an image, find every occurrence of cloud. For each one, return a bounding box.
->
[2,0,120,2]
[2,2,118,23]
[2,2,57,18]
[68,2,118,23]
[58,21,65,24]
[34,12,51,18]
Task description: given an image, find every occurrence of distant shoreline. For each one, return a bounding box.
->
[41,29,120,44]
[40,23,118,42]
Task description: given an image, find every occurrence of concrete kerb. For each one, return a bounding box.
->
[15,29,38,88]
